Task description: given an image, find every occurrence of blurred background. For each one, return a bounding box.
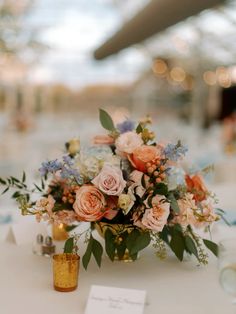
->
[1,0,236,225]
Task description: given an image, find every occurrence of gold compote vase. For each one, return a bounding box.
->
[94,222,139,262]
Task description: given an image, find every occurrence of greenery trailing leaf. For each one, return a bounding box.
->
[64,237,74,253]
[82,236,93,270]
[153,183,168,196]
[136,123,143,134]
[92,238,103,267]
[203,239,218,257]
[126,229,151,255]
[185,235,198,259]
[170,230,185,261]
[105,229,116,261]
[99,109,115,131]
[168,193,180,213]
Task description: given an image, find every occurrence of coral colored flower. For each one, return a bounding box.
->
[174,193,218,228]
[128,145,160,172]
[115,131,143,154]
[135,195,170,232]
[35,195,55,215]
[93,135,115,145]
[185,174,208,202]
[92,164,126,196]
[73,186,106,222]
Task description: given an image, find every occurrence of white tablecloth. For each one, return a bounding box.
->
[0,229,234,314]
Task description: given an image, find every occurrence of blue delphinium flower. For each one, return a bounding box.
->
[39,160,63,176]
[164,142,188,162]
[60,166,83,184]
[62,155,74,166]
[117,119,135,134]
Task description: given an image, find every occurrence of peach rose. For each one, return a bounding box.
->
[92,164,126,196]
[115,131,143,154]
[141,195,170,232]
[128,145,159,172]
[185,174,208,202]
[73,185,106,221]
[93,135,115,145]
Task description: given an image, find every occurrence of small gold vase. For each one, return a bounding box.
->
[52,223,68,241]
[95,222,136,262]
[53,253,80,292]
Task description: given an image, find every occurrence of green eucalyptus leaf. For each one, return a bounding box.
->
[22,171,26,183]
[168,193,180,213]
[130,252,138,261]
[116,240,127,260]
[2,187,9,195]
[12,191,21,199]
[126,229,151,255]
[185,235,198,258]
[63,237,74,253]
[92,238,103,267]
[136,123,143,134]
[170,230,185,261]
[105,229,116,261]
[0,178,6,185]
[159,226,170,244]
[99,109,115,131]
[33,183,42,192]
[153,183,168,196]
[82,236,93,270]
[65,225,77,232]
[203,239,218,257]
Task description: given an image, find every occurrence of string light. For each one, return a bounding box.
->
[203,71,217,86]
[152,59,168,76]
[170,67,186,82]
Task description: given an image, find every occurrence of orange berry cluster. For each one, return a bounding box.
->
[62,185,79,204]
[146,159,166,183]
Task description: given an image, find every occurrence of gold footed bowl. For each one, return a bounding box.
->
[95,222,138,262]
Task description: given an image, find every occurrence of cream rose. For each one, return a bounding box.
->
[92,164,126,196]
[115,131,143,154]
[73,186,106,221]
[118,193,135,214]
[141,195,170,232]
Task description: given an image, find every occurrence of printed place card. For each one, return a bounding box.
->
[84,285,146,314]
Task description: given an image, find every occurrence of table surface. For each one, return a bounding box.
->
[0,229,234,314]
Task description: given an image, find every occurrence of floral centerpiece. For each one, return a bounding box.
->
[0,109,223,269]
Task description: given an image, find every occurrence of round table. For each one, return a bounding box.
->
[0,234,233,314]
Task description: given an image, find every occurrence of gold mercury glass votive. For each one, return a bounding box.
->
[53,253,80,292]
[52,223,68,241]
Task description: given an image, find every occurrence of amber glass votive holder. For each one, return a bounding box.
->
[52,223,68,241]
[53,253,80,292]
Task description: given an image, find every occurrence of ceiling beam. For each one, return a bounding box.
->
[94,0,226,60]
